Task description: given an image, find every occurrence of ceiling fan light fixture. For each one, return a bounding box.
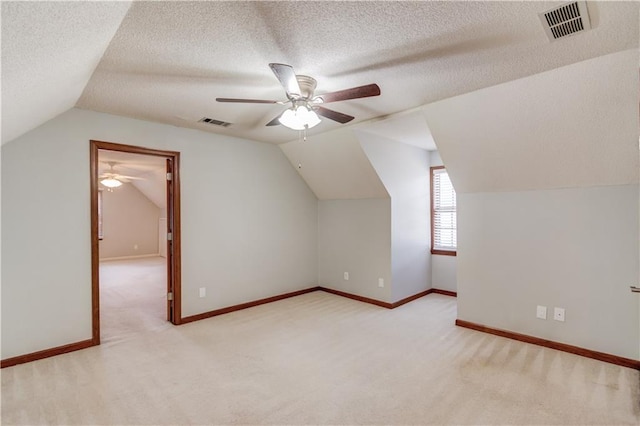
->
[279,105,321,130]
[100,178,123,188]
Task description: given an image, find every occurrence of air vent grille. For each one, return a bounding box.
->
[199,117,232,127]
[539,1,591,41]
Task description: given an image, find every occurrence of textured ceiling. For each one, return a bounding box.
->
[69,1,638,145]
[2,1,638,200]
[98,150,165,176]
[279,128,389,200]
[1,1,131,144]
[98,150,166,210]
[355,109,437,151]
[423,49,639,194]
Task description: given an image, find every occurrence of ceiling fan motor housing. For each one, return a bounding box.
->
[295,75,317,99]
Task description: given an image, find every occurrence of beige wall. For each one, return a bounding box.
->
[99,183,161,259]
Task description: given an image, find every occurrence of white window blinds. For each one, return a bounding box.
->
[432,168,457,251]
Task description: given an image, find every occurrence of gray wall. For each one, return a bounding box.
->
[424,50,639,359]
[316,132,432,304]
[318,199,392,302]
[431,256,457,293]
[359,133,431,302]
[1,108,318,359]
[99,183,161,259]
[457,185,639,359]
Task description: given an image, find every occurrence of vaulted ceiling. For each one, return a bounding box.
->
[424,49,639,193]
[98,150,167,210]
[1,1,132,144]
[2,1,638,145]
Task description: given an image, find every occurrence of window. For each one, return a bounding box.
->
[431,166,456,255]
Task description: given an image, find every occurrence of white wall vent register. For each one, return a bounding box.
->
[539,1,591,42]
[199,117,232,127]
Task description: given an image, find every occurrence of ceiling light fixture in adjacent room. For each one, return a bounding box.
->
[100,178,123,188]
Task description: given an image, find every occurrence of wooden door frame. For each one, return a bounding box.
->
[90,140,182,345]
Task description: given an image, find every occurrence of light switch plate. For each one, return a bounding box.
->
[536,305,547,320]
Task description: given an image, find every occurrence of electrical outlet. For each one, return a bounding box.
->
[199,287,206,298]
[133,244,138,250]
[536,305,547,320]
[344,272,349,281]
[553,307,565,322]
[378,278,384,288]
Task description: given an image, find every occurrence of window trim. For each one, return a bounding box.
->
[430,165,457,256]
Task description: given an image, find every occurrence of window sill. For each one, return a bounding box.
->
[431,249,456,256]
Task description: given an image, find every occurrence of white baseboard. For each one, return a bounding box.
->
[100,253,161,262]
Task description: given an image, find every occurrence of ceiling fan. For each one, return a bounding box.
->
[216,63,381,130]
[99,162,144,189]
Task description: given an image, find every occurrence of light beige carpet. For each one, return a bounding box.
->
[98,256,171,345]
[2,288,639,425]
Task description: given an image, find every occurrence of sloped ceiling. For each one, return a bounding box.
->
[1,1,132,144]
[279,128,388,200]
[423,49,639,194]
[2,1,638,200]
[355,109,437,151]
[279,109,436,200]
[68,1,637,145]
[98,150,166,210]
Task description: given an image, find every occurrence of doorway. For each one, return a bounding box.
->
[90,140,182,345]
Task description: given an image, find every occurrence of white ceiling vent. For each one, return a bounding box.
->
[198,117,232,127]
[539,1,591,41]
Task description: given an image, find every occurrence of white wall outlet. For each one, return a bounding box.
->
[553,307,565,322]
[199,287,206,298]
[133,244,138,250]
[378,278,384,288]
[344,272,349,281]
[536,305,547,320]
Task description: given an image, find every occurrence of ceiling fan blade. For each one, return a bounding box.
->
[216,98,280,104]
[319,84,380,103]
[266,113,282,126]
[269,63,301,98]
[98,173,143,181]
[315,106,355,124]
